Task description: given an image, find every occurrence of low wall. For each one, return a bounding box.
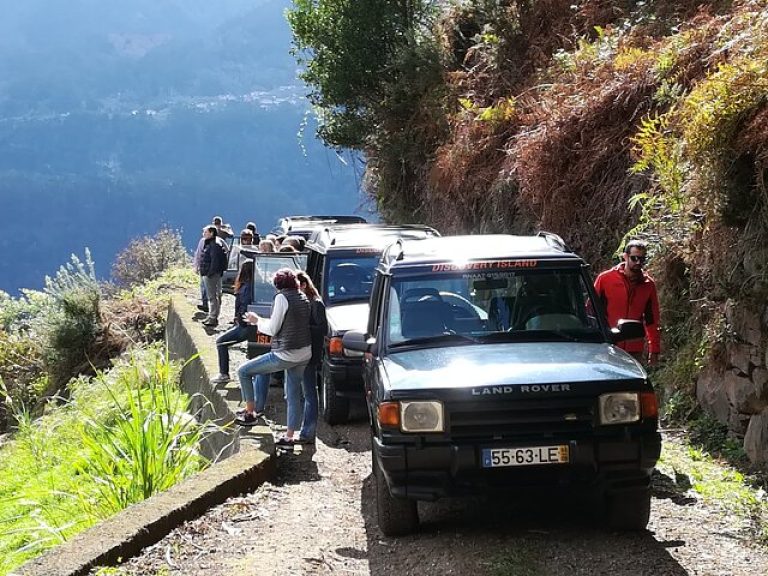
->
[166,295,239,460]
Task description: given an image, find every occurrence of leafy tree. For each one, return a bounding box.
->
[288,1,447,224]
[287,0,438,149]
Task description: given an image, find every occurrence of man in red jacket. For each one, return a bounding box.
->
[594,240,661,365]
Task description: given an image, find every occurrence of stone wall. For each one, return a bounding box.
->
[696,300,768,463]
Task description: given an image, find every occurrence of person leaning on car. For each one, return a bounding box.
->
[199,225,228,327]
[593,239,661,365]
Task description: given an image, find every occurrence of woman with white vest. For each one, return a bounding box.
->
[236,268,311,446]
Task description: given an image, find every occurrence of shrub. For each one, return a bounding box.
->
[0,334,46,432]
[111,228,189,288]
[73,347,207,517]
[36,252,103,392]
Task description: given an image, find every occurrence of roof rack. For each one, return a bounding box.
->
[394,238,406,261]
[537,231,570,252]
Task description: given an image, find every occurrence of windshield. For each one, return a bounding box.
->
[250,253,307,309]
[387,268,602,347]
[324,254,380,304]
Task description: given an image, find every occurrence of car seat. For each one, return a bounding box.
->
[512,276,569,329]
[333,263,365,296]
[488,296,514,331]
[401,299,452,339]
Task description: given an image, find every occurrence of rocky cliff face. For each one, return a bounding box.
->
[697,301,768,462]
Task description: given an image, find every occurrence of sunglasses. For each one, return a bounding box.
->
[628,255,646,264]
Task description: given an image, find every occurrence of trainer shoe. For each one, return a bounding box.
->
[211,373,230,384]
[235,407,265,418]
[275,435,296,447]
[235,412,259,427]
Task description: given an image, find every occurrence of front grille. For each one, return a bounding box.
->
[446,397,595,440]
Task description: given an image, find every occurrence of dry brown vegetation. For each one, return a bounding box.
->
[361,0,768,446]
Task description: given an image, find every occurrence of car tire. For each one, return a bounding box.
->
[372,446,418,536]
[321,360,350,425]
[605,487,651,530]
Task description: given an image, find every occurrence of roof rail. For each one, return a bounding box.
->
[536,231,570,252]
[394,238,405,261]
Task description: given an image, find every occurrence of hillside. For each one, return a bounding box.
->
[290,0,768,463]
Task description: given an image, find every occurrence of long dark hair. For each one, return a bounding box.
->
[297,271,319,300]
[234,260,254,293]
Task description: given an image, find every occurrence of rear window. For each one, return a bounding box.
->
[250,253,307,313]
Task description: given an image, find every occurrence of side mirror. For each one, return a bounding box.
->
[611,319,645,343]
[342,330,374,352]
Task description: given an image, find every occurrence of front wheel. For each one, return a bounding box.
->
[605,488,651,530]
[373,447,418,536]
[320,360,350,425]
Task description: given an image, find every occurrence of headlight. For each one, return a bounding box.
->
[599,393,640,424]
[344,348,364,357]
[400,401,444,432]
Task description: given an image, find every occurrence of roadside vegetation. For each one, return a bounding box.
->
[0,229,200,574]
[657,433,768,544]
[0,346,208,574]
[290,0,768,466]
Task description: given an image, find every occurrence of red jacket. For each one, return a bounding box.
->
[593,264,661,354]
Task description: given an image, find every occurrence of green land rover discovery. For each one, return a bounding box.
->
[343,233,662,536]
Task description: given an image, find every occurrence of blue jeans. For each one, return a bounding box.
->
[200,277,208,306]
[237,352,307,430]
[300,363,319,440]
[216,324,255,375]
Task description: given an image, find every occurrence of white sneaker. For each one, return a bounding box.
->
[211,373,231,384]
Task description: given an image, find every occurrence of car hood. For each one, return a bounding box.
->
[326,302,369,334]
[382,342,645,392]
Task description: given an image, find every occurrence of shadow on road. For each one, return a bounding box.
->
[315,399,372,454]
[360,475,691,576]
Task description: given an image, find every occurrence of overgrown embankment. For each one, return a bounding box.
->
[0,346,207,575]
[0,230,202,574]
[290,0,768,464]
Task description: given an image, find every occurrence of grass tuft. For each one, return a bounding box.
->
[0,345,210,575]
[658,436,768,544]
[487,547,545,576]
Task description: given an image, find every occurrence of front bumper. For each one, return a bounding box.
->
[326,355,364,396]
[374,431,662,500]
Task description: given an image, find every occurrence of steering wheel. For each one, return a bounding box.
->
[402,287,444,303]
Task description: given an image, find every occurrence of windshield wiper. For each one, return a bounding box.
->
[390,333,481,348]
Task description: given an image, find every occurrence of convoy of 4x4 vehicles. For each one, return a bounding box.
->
[242,218,661,536]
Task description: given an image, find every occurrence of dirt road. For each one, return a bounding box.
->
[106,394,767,576]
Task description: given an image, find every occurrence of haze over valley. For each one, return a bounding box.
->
[0,0,364,294]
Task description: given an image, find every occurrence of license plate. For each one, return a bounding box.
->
[482,445,569,468]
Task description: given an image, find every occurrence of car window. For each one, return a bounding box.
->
[387,268,601,346]
[249,253,308,314]
[324,254,380,304]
